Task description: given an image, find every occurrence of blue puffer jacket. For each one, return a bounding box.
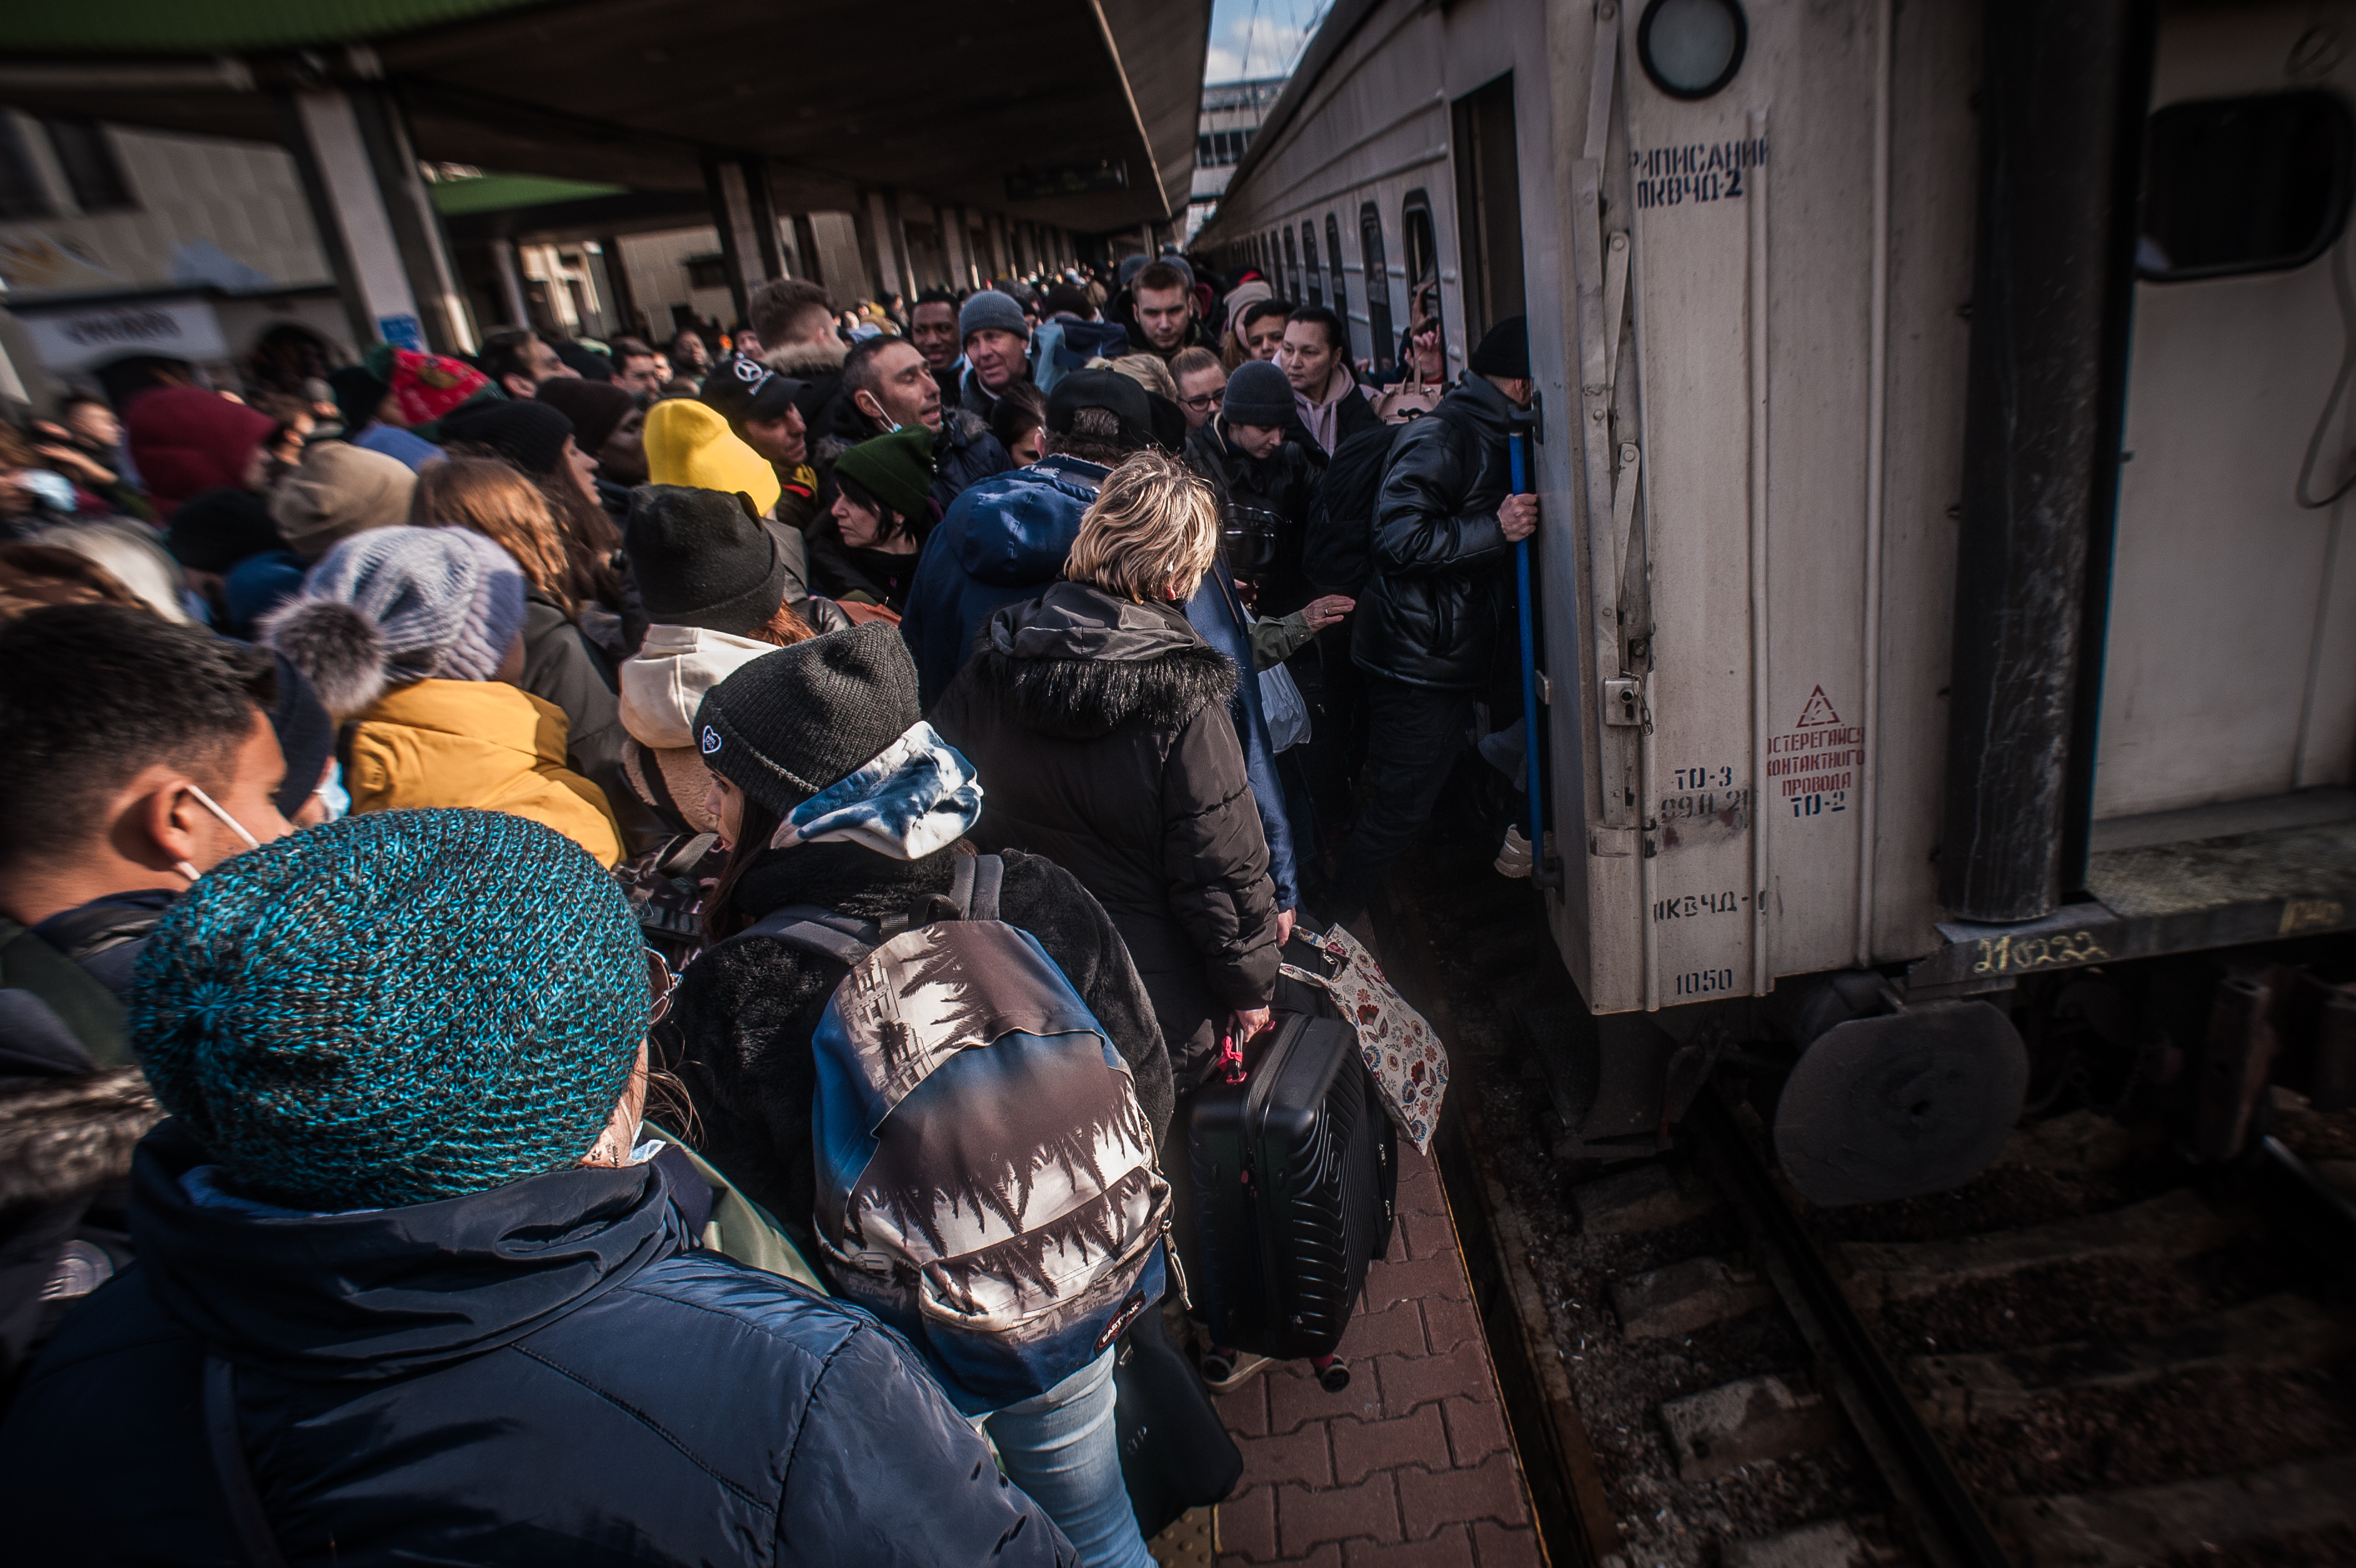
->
[900,456,1299,911]
[0,1123,1074,1567]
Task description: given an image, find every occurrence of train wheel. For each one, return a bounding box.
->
[1771,1000,2029,1206]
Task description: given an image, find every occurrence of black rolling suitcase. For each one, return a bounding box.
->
[1187,1002,1396,1391]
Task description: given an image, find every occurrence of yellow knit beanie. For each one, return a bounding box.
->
[642,399,781,516]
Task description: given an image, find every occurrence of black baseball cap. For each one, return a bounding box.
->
[699,356,807,431]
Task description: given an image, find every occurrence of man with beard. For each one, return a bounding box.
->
[819,336,1011,516]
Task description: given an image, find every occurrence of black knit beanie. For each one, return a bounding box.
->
[1468,315,1530,379]
[439,398,574,476]
[694,622,922,816]
[623,485,789,636]
[1222,360,1294,428]
[266,653,336,821]
[327,364,391,432]
[167,487,284,572]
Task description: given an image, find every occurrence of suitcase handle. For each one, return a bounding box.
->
[1213,1029,1248,1086]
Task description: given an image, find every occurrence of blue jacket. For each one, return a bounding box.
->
[901,458,1299,911]
[0,1123,1074,1567]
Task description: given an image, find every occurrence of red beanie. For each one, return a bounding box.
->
[124,387,281,519]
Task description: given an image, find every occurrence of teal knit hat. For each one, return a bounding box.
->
[131,809,649,1211]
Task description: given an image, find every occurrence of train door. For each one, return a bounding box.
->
[1596,0,1901,1009]
[2092,5,2356,824]
[1450,72,1526,342]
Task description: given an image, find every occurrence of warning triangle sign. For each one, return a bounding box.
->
[1794,686,1841,727]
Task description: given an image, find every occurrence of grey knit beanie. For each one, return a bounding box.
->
[1224,360,1295,428]
[960,289,1030,344]
[262,525,529,717]
[694,622,922,817]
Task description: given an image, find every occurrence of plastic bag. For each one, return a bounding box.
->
[1259,662,1311,752]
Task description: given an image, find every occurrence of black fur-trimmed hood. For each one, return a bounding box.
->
[967,581,1235,741]
[0,1066,158,1209]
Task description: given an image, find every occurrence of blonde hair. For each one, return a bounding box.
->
[1108,353,1179,401]
[1066,450,1219,603]
[410,457,574,611]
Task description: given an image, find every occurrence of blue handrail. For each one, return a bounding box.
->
[1510,431,1556,888]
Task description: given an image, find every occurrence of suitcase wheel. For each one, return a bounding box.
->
[1200,1350,1235,1384]
[1314,1356,1350,1393]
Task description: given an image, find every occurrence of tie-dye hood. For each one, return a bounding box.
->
[766,719,983,860]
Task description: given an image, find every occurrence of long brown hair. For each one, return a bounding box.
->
[699,792,784,944]
[411,457,577,613]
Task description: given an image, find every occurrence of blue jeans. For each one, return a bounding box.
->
[982,1347,1152,1568]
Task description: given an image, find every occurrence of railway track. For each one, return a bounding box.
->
[1372,839,2356,1568]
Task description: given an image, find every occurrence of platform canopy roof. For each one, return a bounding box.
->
[0,0,1210,231]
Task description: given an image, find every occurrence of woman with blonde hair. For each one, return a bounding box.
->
[411,457,654,850]
[931,449,1280,1088]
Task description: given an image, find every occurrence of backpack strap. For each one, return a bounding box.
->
[946,850,978,919]
[204,1355,289,1568]
[732,906,883,968]
[967,854,1004,923]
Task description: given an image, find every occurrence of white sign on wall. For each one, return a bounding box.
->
[16,296,231,372]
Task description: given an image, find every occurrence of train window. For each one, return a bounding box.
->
[1304,222,1324,307]
[1361,202,1396,372]
[1326,212,1350,340]
[2139,92,2354,281]
[1637,0,1747,102]
[1284,225,1301,302]
[1402,191,1444,366]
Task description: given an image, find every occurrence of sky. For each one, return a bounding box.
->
[1203,0,1327,84]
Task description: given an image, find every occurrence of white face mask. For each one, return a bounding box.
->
[172,783,262,884]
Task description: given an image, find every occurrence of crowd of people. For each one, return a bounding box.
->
[0,250,1537,1564]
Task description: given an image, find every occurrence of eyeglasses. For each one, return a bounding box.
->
[1180,391,1222,413]
[645,947,679,1027]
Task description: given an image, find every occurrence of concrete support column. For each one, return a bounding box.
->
[281,87,474,354]
[704,156,780,325]
[987,212,1011,280]
[934,203,965,293]
[792,215,824,287]
[954,206,980,289]
[491,238,531,331]
[594,237,637,339]
[864,188,905,301]
[882,188,915,302]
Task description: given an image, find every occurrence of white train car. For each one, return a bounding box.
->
[1198,0,2356,1200]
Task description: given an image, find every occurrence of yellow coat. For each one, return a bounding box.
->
[346,679,625,867]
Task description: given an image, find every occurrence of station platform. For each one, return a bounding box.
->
[1204,1144,1543,1566]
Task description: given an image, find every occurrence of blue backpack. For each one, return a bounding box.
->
[732,854,1172,1407]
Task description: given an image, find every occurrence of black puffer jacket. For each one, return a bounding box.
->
[1184,417,1323,617]
[0,1123,1072,1566]
[1350,372,1520,691]
[931,582,1279,1085]
[657,842,1171,1237]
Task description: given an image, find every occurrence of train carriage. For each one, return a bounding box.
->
[1198,0,2356,1202]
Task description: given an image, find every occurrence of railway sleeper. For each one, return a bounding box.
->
[1612,1254,1776,1341]
[1570,1160,1721,1237]
[1657,1372,1845,1483]
[1841,1188,2245,1309]
[1995,1450,2356,1568]
[1909,1291,2356,1427]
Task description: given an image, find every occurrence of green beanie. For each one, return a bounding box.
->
[834,424,936,520]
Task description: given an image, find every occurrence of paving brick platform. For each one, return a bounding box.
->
[1210,1143,1543,1567]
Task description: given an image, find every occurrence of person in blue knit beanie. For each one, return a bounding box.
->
[0,806,1077,1568]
